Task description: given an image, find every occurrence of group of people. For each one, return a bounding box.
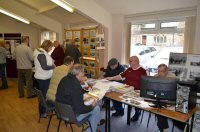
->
[1,37,182,132]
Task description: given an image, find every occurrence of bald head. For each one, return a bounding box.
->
[129,56,140,69]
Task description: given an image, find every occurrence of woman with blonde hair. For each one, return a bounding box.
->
[33,40,55,117]
[0,39,8,89]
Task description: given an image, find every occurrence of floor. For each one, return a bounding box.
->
[0,79,185,132]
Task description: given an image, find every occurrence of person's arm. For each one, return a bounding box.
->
[105,74,122,81]
[37,54,55,70]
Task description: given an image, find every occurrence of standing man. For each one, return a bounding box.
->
[14,37,35,98]
[51,41,65,66]
[106,56,147,121]
[65,44,82,64]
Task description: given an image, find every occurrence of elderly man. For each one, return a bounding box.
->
[51,41,65,66]
[106,56,147,121]
[14,37,35,98]
[155,63,176,132]
[56,64,100,132]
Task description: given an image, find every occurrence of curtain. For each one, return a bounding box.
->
[184,16,196,53]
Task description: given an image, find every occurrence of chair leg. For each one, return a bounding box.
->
[70,123,73,132]
[172,122,174,132]
[46,114,53,132]
[147,112,151,128]
[88,121,93,132]
[57,120,61,132]
[140,110,144,124]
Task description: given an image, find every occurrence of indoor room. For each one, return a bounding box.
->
[0,0,200,132]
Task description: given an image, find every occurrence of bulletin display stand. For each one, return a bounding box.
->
[65,28,104,78]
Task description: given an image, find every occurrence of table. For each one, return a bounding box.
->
[104,91,198,132]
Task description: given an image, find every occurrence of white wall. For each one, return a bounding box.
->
[0,14,40,50]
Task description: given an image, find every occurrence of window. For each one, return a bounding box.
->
[130,20,184,75]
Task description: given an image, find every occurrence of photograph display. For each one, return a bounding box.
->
[169,53,200,80]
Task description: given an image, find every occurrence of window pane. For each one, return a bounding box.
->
[161,21,185,28]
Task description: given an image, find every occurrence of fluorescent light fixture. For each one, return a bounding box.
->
[0,7,30,24]
[50,0,74,13]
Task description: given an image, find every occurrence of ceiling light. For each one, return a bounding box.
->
[0,7,30,24]
[50,0,74,13]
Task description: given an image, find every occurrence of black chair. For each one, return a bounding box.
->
[55,101,93,132]
[34,88,55,132]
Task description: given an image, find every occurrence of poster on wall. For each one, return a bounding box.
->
[168,53,200,80]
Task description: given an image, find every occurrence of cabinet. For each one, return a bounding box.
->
[65,28,104,78]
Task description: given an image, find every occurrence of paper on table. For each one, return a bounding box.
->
[88,81,110,100]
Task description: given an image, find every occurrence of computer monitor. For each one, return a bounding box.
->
[140,76,179,107]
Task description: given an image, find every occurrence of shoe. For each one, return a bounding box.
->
[112,111,124,117]
[111,106,115,111]
[158,129,163,132]
[131,114,139,122]
[19,95,24,98]
[98,119,105,126]
[27,95,37,99]
[41,113,47,118]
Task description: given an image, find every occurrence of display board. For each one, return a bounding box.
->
[65,28,104,78]
[168,52,200,80]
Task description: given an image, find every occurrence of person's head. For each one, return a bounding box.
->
[157,64,168,77]
[108,58,119,70]
[22,37,29,45]
[41,40,53,52]
[0,39,6,48]
[129,56,140,69]
[64,56,74,67]
[69,64,85,82]
[53,41,60,47]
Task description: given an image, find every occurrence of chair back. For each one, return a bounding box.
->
[34,88,47,109]
[55,101,77,123]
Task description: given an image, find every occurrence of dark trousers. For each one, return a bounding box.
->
[36,78,51,114]
[0,64,8,89]
[134,107,141,117]
[113,100,124,113]
[157,115,169,129]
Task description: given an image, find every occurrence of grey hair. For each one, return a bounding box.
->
[69,64,85,76]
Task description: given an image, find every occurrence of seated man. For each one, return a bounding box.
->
[104,58,125,116]
[46,56,74,102]
[56,64,100,132]
[106,56,147,121]
[155,64,176,132]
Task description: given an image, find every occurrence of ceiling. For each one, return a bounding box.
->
[94,0,199,15]
[2,0,199,29]
[17,0,96,27]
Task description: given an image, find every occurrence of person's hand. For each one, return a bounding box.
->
[105,77,113,81]
[91,98,98,107]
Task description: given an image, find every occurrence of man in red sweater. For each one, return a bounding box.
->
[106,56,147,121]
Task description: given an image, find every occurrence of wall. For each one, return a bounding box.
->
[0,14,40,50]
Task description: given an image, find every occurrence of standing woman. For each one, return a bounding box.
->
[0,39,8,89]
[33,40,55,116]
